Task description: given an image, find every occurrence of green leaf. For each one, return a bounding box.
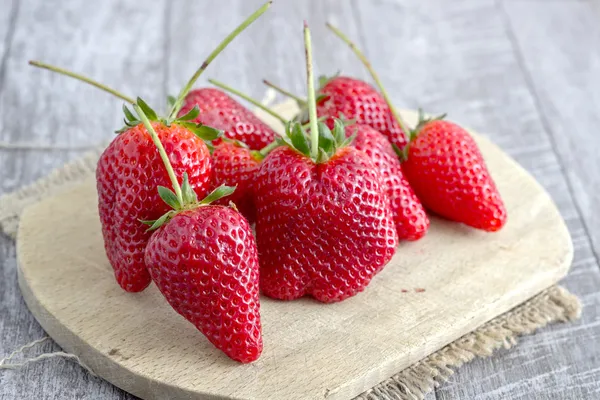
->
[144,210,176,231]
[158,186,181,210]
[332,119,346,144]
[289,123,310,156]
[200,185,236,205]
[136,97,158,121]
[177,105,200,121]
[177,122,223,141]
[318,122,335,154]
[167,95,177,109]
[123,105,137,122]
[316,148,329,163]
[181,173,198,204]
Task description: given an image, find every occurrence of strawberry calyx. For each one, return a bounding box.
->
[141,175,236,231]
[393,109,448,162]
[117,98,223,144]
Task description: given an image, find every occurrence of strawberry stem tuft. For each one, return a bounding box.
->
[325,23,412,139]
[303,22,319,160]
[209,78,287,125]
[29,60,136,104]
[167,1,272,120]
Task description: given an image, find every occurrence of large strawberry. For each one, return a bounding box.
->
[327,24,507,231]
[30,1,272,291]
[348,123,429,240]
[402,117,507,231]
[210,140,261,223]
[254,22,398,303]
[179,88,276,150]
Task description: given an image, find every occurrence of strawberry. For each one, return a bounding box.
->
[326,24,507,231]
[254,22,398,303]
[210,141,261,223]
[180,88,276,150]
[348,124,429,240]
[31,1,272,291]
[145,194,262,363]
[402,118,507,231]
[97,121,212,292]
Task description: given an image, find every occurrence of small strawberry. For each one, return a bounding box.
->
[210,140,262,223]
[326,24,507,231]
[179,88,276,150]
[30,1,272,291]
[402,117,507,231]
[254,22,398,303]
[264,76,408,150]
[348,123,429,240]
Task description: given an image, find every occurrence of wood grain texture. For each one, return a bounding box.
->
[1,0,599,399]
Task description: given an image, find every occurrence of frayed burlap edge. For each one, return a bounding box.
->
[355,285,581,400]
[0,142,582,400]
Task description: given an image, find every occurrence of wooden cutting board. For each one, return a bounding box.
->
[16,105,572,400]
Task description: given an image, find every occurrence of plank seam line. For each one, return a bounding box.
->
[0,0,20,97]
[498,0,600,274]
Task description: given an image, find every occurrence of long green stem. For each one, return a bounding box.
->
[262,80,306,105]
[304,22,319,160]
[134,104,184,207]
[168,1,272,120]
[259,140,279,156]
[326,23,411,136]
[209,78,287,125]
[29,61,136,104]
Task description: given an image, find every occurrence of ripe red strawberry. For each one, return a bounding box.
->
[145,205,262,363]
[254,22,398,303]
[210,141,261,223]
[97,122,212,292]
[316,76,407,150]
[180,88,276,150]
[348,124,429,240]
[402,119,507,231]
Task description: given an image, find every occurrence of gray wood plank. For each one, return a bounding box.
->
[351,0,600,399]
[0,0,167,398]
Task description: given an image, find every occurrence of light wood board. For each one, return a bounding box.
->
[15,107,572,400]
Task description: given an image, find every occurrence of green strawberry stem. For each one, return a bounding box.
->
[167,1,272,120]
[134,104,184,207]
[262,79,306,105]
[325,23,412,139]
[259,140,280,156]
[29,61,136,104]
[209,78,287,125]
[303,21,319,160]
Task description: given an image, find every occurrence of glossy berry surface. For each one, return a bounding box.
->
[210,141,261,223]
[254,146,398,303]
[96,122,211,292]
[180,88,276,150]
[316,76,407,150]
[348,124,429,240]
[145,206,262,363]
[403,120,507,231]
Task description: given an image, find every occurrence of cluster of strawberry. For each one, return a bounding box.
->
[31,2,506,364]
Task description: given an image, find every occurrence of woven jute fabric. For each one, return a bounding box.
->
[0,148,581,400]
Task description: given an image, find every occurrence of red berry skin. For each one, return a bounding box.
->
[316,77,407,150]
[144,206,262,363]
[210,142,260,223]
[254,146,398,303]
[180,88,276,150]
[348,124,429,241]
[96,123,211,292]
[402,120,507,231]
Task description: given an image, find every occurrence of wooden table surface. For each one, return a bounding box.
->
[1,0,599,399]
